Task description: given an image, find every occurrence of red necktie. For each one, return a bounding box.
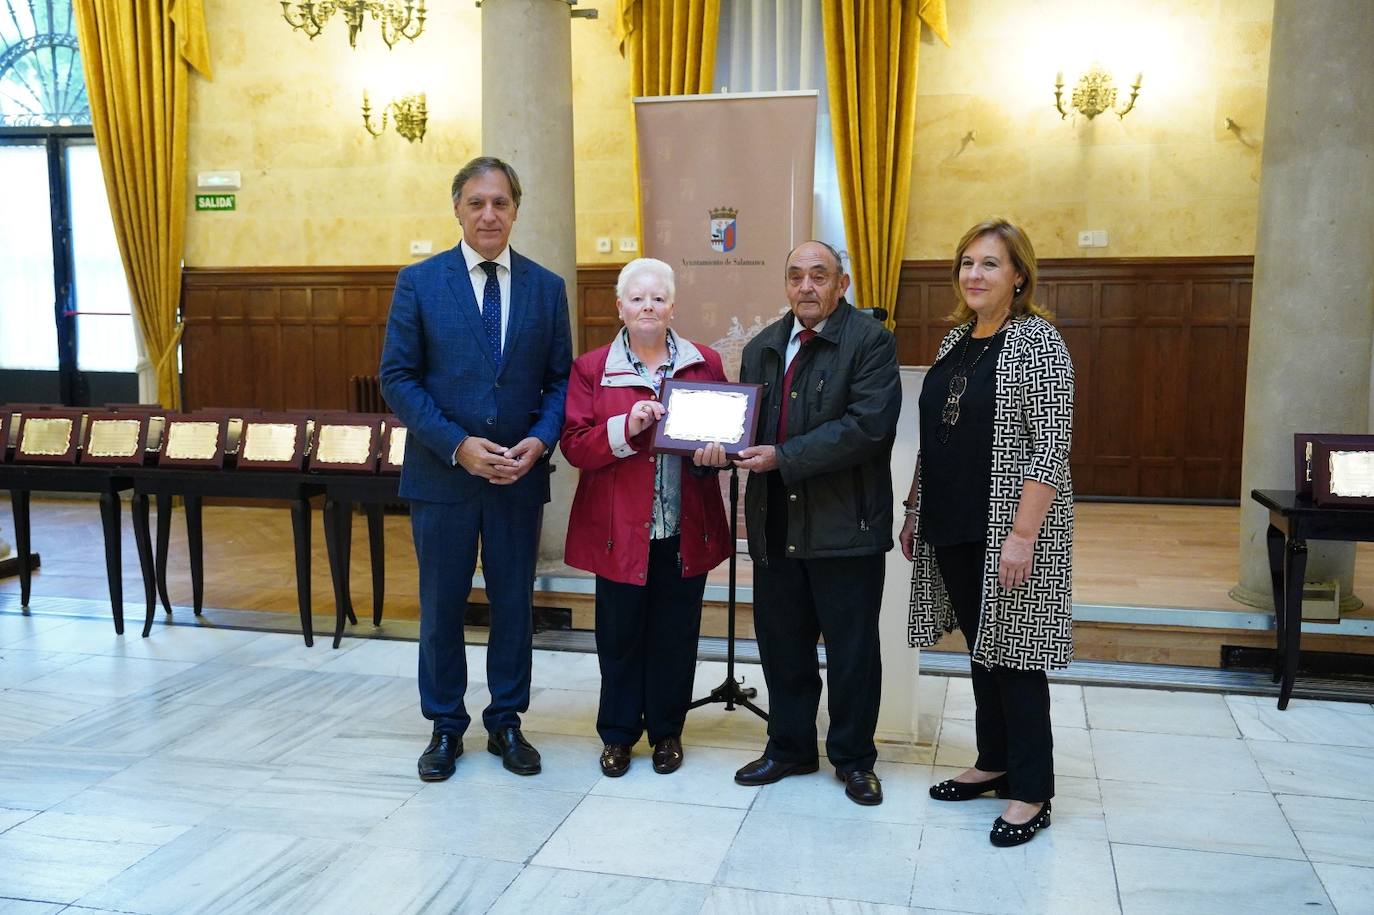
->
[777,328,817,443]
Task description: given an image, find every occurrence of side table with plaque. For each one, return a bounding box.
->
[1251,488,1374,709]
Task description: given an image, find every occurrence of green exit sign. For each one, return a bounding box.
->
[195,193,236,211]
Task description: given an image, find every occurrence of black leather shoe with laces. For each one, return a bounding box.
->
[417,731,462,782]
[836,768,883,806]
[487,726,542,776]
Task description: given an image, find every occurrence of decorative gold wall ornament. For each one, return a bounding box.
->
[1054,66,1142,120]
[362,91,428,142]
[280,1,425,48]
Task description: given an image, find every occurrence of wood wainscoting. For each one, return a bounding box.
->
[182,256,1251,500]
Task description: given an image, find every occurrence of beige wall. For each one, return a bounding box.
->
[906,0,1272,259]
[185,0,635,267]
[186,0,1270,268]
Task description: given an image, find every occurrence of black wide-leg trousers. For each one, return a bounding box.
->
[594,536,706,746]
[934,541,1055,803]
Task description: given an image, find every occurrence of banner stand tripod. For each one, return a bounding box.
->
[688,464,767,720]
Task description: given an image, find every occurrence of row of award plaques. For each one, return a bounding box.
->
[1294,432,1374,508]
[0,406,407,475]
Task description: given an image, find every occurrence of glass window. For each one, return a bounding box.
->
[68,142,137,372]
[0,0,90,127]
[0,143,59,370]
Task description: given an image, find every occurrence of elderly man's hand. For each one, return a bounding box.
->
[456,436,521,482]
[734,445,778,474]
[493,436,547,484]
[692,442,728,468]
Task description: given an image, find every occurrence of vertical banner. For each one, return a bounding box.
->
[634,91,817,380]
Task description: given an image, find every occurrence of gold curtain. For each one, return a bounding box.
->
[72,0,212,409]
[615,0,720,97]
[823,0,948,328]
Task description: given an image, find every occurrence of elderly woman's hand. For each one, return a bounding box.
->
[692,442,728,468]
[997,531,1035,589]
[626,399,665,437]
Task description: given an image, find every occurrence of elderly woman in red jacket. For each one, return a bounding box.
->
[561,257,732,777]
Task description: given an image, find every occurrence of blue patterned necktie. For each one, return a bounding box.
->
[479,260,501,364]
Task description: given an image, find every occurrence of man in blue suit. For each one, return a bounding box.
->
[380,156,572,781]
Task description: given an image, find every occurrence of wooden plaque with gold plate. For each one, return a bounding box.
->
[308,416,381,473]
[158,414,227,468]
[13,411,88,464]
[237,415,308,471]
[80,415,150,466]
[380,418,406,475]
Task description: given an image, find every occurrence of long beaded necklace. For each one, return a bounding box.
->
[937,315,1009,444]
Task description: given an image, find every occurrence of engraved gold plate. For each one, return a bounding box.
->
[1329,451,1374,498]
[165,421,220,460]
[388,427,407,466]
[20,418,74,456]
[88,419,142,458]
[242,423,299,463]
[316,424,374,464]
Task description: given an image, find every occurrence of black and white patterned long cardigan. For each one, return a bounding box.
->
[907,313,1076,670]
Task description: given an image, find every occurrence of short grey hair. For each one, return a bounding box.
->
[615,257,676,302]
[450,156,522,208]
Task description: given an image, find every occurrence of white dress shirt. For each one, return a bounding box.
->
[459,239,512,345]
[784,316,828,370]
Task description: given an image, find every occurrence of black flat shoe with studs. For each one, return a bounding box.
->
[989,801,1051,847]
[928,773,1010,802]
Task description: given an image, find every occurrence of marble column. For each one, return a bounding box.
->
[876,367,925,746]
[1231,0,1374,612]
[480,0,581,566]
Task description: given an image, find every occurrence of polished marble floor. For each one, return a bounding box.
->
[1,609,1372,915]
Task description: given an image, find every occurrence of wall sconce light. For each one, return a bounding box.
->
[362,91,428,142]
[281,1,426,48]
[1054,65,1142,120]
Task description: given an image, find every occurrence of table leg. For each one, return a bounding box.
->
[185,495,204,616]
[1279,538,1308,710]
[290,498,313,647]
[132,493,157,637]
[1265,524,1285,684]
[155,493,173,615]
[98,491,124,635]
[328,499,358,648]
[11,489,31,607]
[366,503,384,626]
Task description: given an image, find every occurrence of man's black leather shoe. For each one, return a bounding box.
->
[733,756,819,786]
[488,726,542,775]
[836,768,883,806]
[417,731,462,781]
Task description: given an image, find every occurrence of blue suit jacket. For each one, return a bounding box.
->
[379,243,572,505]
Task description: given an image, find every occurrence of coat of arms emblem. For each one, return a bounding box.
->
[709,206,738,253]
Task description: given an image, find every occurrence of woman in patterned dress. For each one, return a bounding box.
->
[901,218,1075,847]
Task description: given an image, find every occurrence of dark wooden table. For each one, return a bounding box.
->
[127,468,331,645]
[0,464,134,632]
[320,475,399,648]
[1252,488,1374,709]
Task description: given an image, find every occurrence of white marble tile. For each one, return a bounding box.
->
[365,781,583,863]
[1248,741,1374,801]
[50,756,278,827]
[0,899,65,915]
[916,674,948,746]
[715,809,921,906]
[1278,794,1374,866]
[941,675,974,719]
[590,744,761,809]
[75,825,346,915]
[1228,695,1374,747]
[0,617,114,652]
[0,808,34,834]
[214,630,361,670]
[282,846,521,915]
[1085,685,1239,737]
[534,794,746,883]
[229,668,419,723]
[910,825,1120,915]
[530,647,605,692]
[129,659,306,707]
[0,745,139,811]
[518,686,603,738]
[0,612,81,649]
[750,759,933,825]
[1092,730,1267,790]
[1313,863,1374,915]
[490,865,709,915]
[22,654,196,699]
[7,810,189,847]
[702,886,916,914]
[214,767,420,841]
[1100,781,1303,859]
[0,831,159,905]
[1113,843,1334,915]
[939,677,1086,730]
[0,648,84,689]
[935,718,1095,778]
[0,687,110,742]
[26,696,218,755]
[163,706,348,765]
[312,637,419,678]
